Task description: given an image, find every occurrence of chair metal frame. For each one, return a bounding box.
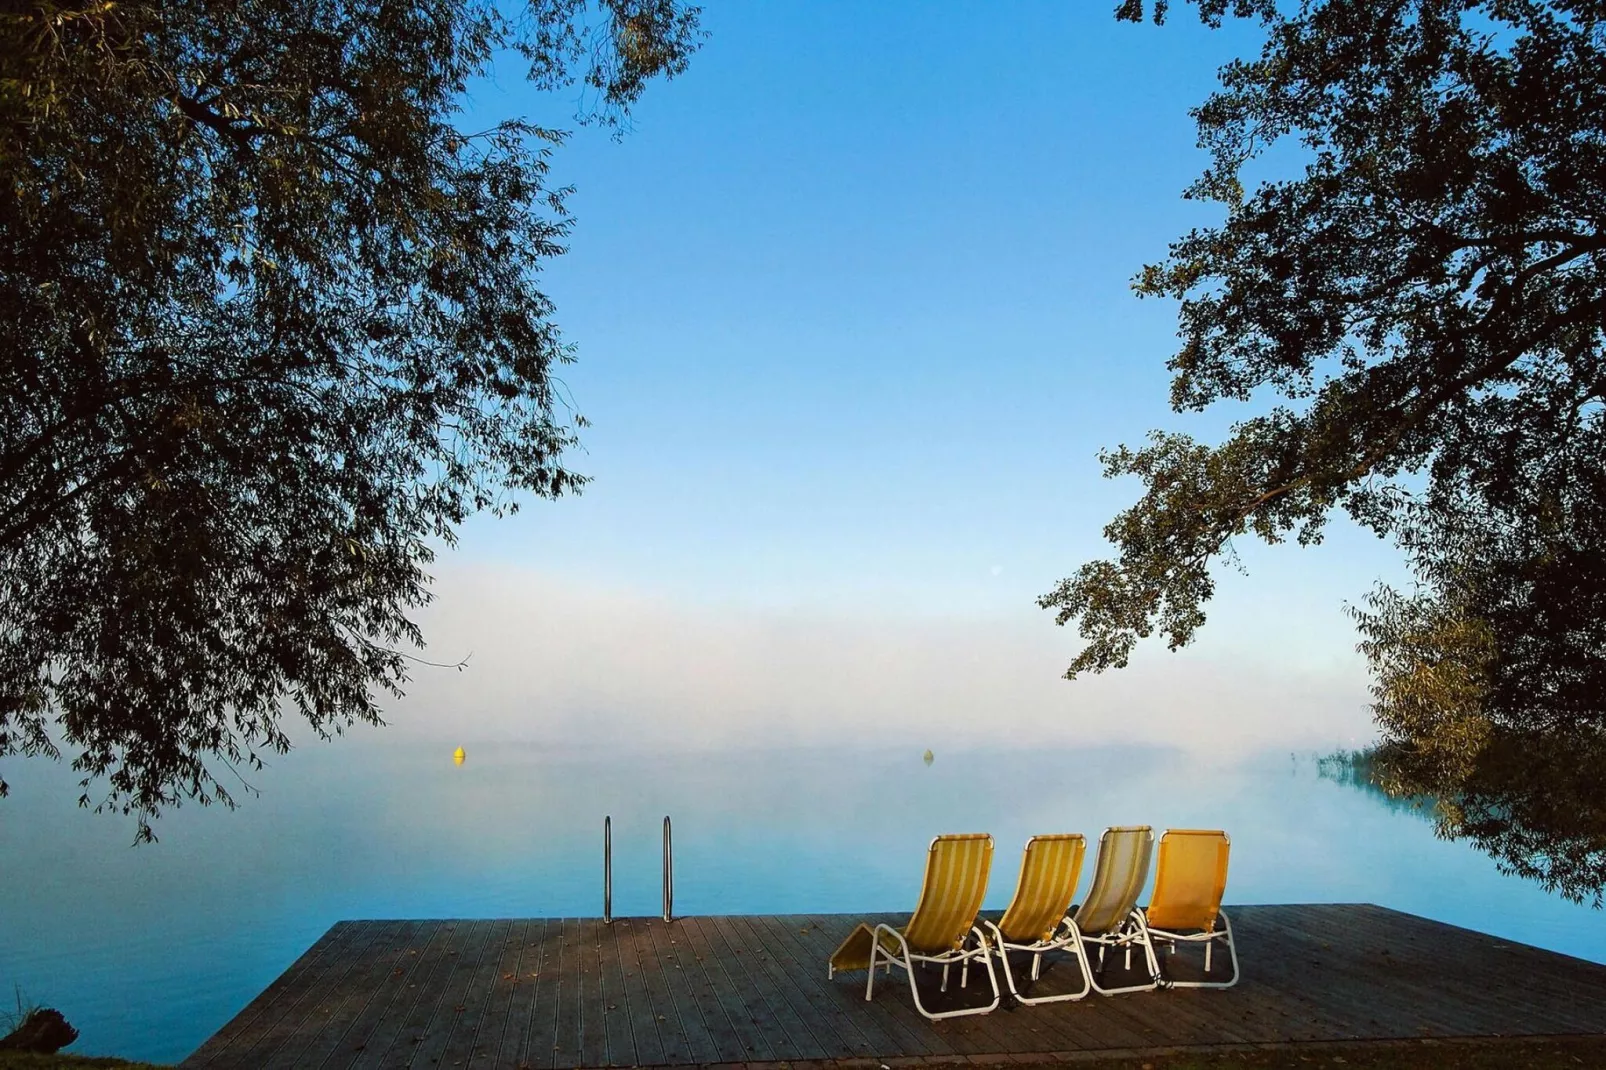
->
[983,916,1094,1004]
[1145,909,1240,988]
[1074,911,1163,995]
[1142,829,1240,989]
[1069,826,1161,996]
[866,922,1001,1020]
[863,834,1001,1021]
[981,834,1094,1005]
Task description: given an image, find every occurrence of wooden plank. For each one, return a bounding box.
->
[658,918,752,1062]
[346,920,473,1070]
[499,918,552,1070]
[980,949,1128,1053]
[182,905,1606,1069]
[789,913,951,1056]
[1233,899,1400,1034]
[395,919,496,1066]
[546,917,580,1069]
[258,920,415,1070]
[606,918,665,1067]
[239,921,393,1069]
[620,917,690,1065]
[320,922,452,1070]
[765,913,942,1056]
[574,919,609,1068]
[592,919,637,1068]
[426,918,513,1068]
[701,914,832,1060]
[841,909,1015,1057]
[231,922,390,1068]
[676,916,777,1061]
[713,913,859,1058]
[1018,946,1169,1052]
[1344,904,1606,1023]
[404,919,500,1067]
[187,922,361,1067]
[643,918,723,1064]
[1259,908,1498,1037]
[1280,904,1552,1038]
[1241,909,1442,1041]
[1226,908,1422,1042]
[1103,955,1256,1049]
[446,917,529,1070]
[725,913,881,1058]
[883,908,1028,1055]
[1325,906,1596,1035]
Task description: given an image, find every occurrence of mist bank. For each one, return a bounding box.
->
[375,561,1377,755]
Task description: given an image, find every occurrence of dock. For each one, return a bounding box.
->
[181,904,1606,1069]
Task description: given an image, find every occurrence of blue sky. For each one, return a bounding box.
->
[399,3,1406,751]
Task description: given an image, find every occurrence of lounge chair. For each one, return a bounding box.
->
[1139,828,1239,988]
[827,833,1001,1020]
[1068,825,1161,995]
[981,834,1094,1004]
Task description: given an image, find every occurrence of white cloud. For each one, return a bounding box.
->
[382,560,1377,755]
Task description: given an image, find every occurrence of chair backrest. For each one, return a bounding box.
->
[903,833,994,953]
[1145,829,1231,932]
[1073,825,1154,936]
[997,834,1085,944]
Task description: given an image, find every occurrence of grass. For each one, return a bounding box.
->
[0,985,168,1068]
[0,1056,167,1070]
[1023,1035,1606,1068]
[3,1035,1604,1070]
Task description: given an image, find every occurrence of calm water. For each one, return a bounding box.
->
[2,739,1603,1064]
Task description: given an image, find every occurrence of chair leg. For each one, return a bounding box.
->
[1173,913,1240,988]
[1146,912,1239,989]
[865,938,879,1001]
[991,931,1022,1001]
[989,922,1093,1006]
[1220,911,1240,986]
[1086,919,1161,997]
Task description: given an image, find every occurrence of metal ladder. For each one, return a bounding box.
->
[602,814,673,924]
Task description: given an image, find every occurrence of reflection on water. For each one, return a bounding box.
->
[2,740,1603,1063]
[1315,748,1438,818]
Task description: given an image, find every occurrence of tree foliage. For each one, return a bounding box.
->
[1048,0,1606,899]
[0,0,701,837]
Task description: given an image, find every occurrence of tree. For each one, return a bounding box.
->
[0,0,702,838]
[1047,0,1606,900]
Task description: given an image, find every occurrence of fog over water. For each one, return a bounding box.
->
[4,734,1603,1064]
[386,562,1378,754]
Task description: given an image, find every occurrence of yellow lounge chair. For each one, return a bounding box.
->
[1069,825,1161,996]
[981,834,1093,1004]
[1139,828,1239,988]
[827,833,1001,1020]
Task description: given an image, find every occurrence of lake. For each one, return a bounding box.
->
[2,739,1603,1064]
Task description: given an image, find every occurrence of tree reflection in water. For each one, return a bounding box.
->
[1319,737,1606,909]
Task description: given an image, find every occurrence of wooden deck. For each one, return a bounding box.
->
[181,905,1606,1069]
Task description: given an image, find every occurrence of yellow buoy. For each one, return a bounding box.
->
[922,749,934,766]
[453,746,466,765]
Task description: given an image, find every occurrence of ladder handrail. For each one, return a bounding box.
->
[662,815,674,922]
[599,814,673,923]
[603,815,613,924]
